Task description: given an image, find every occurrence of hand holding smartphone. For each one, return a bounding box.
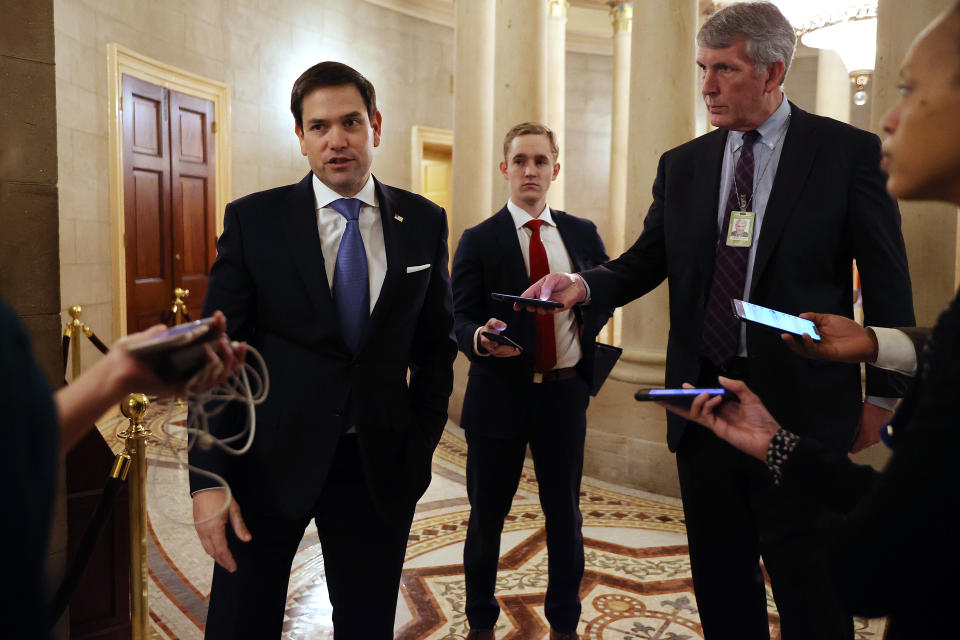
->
[490,292,563,309]
[127,318,224,382]
[731,299,821,341]
[634,387,738,405]
[480,331,523,352]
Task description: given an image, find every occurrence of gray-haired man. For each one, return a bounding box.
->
[521,2,914,638]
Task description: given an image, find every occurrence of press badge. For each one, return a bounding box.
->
[726,210,755,247]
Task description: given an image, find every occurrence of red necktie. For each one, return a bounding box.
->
[525,219,557,372]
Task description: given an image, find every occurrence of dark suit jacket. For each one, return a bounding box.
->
[189,173,457,523]
[452,207,613,437]
[778,288,959,638]
[581,103,915,451]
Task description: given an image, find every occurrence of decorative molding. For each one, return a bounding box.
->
[363,0,453,26]
[610,347,668,385]
[362,0,615,55]
[607,0,632,34]
[567,30,614,56]
[106,43,231,339]
[549,0,571,19]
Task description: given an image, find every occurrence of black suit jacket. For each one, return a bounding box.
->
[582,103,915,451]
[189,173,457,523]
[452,207,613,437]
[778,288,959,638]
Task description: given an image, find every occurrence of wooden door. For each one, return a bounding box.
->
[122,75,217,331]
[169,90,217,321]
[123,75,173,333]
[421,146,453,257]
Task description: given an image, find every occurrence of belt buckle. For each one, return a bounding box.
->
[532,372,544,384]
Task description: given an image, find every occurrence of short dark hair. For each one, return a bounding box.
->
[502,122,559,161]
[290,61,377,128]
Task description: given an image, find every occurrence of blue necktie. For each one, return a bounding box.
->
[330,198,369,353]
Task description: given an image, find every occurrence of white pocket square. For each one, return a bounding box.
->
[406,263,431,274]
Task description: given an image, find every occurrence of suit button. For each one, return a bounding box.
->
[333,411,342,418]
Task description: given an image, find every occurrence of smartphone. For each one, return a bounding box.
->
[731,299,821,342]
[634,388,734,405]
[127,318,222,381]
[491,292,563,309]
[481,331,523,352]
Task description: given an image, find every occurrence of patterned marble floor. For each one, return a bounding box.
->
[96,403,888,639]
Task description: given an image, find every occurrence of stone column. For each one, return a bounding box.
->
[492,0,549,207]
[451,0,496,242]
[617,0,698,383]
[1,0,66,636]
[583,0,698,497]
[606,0,632,345]
[815,49,851,124]
[546,0,568,210]
[871,0,957,325]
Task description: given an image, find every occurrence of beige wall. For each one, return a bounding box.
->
[55,0,454,358]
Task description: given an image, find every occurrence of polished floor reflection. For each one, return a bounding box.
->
[94,404,887,639]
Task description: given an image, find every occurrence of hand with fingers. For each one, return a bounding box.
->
[477,318,522,358]
[781,312,879,364]
[656,377,783,461]
[516,272,587,314]
[193,488,252,573]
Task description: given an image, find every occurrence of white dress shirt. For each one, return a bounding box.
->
[871,326,918,376]
[312,173,386,312]
[475,201,583,370]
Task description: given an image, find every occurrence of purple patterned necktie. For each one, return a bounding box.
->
[330,198,369,353]
[701,130,760,366]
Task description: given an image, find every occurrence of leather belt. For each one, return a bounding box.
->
[532,367,577,384]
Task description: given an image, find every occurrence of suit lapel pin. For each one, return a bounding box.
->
[394,214,404,222]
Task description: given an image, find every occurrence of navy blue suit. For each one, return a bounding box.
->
[452,206,612,632]
[189,173,457,639]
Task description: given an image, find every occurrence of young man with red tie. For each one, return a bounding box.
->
[452,123,613,640]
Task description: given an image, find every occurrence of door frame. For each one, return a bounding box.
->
[410,125,453,256]
[410,125,453,194]
[107,43,231,339]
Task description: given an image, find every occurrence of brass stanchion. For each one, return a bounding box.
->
[172,288,190,325]
[171,289,190,406]
[65,305,91,381]
[120,393,151,640]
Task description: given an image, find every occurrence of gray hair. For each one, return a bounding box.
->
[697,2,796,85]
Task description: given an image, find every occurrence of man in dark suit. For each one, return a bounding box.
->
[521,3,914,639]
[188,62,457,639]
[662,11,960,635]
[452,123,612,640]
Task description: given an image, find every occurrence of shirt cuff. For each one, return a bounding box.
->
[576,273,591,304]
[765,429,800,486]
[190,486,224,498]
[473,326,491,356]
[869,326,918,376]
[865,395,898,411]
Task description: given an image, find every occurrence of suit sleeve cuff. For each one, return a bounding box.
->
[473,326,491,356]
[869,326,918,376]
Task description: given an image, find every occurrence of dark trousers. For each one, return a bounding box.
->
[676,358,853,640]
[203,434,414,639]
[463,375,590,633]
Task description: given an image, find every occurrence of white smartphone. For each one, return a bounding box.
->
[731,299,822,341]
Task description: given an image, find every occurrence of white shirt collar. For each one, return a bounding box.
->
[730,93,791,152]
[507,199,554,229]
[312,173,378,210]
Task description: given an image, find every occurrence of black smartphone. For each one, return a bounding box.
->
[731,299,822,341]
[491,292,563,309]
[634,388,736,405]
[481,331,523,351]
[127,318,223,382]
